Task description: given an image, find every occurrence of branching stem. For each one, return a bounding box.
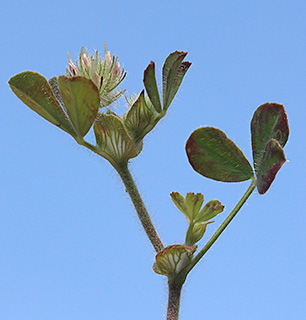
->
[81,139,257,320]
[181,178,257,279]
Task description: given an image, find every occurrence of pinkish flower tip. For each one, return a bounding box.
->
[69,61,78,76]
[81,53,90,67]
[105,51,112,66]
[113,62,121,77]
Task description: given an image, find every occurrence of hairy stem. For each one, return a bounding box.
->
[116,162,164,252]
[167,281,182,320]
[79,139,164,252]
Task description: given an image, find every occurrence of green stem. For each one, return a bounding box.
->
[166,281,182,320]
[178,178,257,280]
[116,162,164,253]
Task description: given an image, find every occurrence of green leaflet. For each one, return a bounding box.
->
[143,61,162,113]
[186,127,254,182]
[197,200,224,222]
[58,76,100,138]
[185,193,204,222]
[9,71,77,137]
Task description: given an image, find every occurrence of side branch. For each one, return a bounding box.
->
[175,178,257,284]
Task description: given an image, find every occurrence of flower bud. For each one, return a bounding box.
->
[105,50,112,67]
[67,52,78,76]
[68,61,78,76]
[113,62,121,78]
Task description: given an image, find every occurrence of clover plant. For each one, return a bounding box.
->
[9,44,289,320]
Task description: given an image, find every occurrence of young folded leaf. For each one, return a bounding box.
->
[255,139,286,194]
[186,221,214,246]
[171,192,224,246]
[170,192,204,223]
[143,51,191,114]
[9,71,77,137]
[186,127,254,182]
[58,76,100,138]
[123,90,160,143]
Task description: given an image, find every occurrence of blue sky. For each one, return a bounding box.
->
[1,1,305,319]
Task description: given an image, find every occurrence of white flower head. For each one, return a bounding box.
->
[66,43,126,108]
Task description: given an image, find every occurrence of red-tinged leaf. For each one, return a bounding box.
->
[256,139,286,194]
[9,71,77,136]
[197,200,224,222]
[186,127,254,182]
[185,192,204,221]
[251,103,289,174]
[162,51,191,110]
